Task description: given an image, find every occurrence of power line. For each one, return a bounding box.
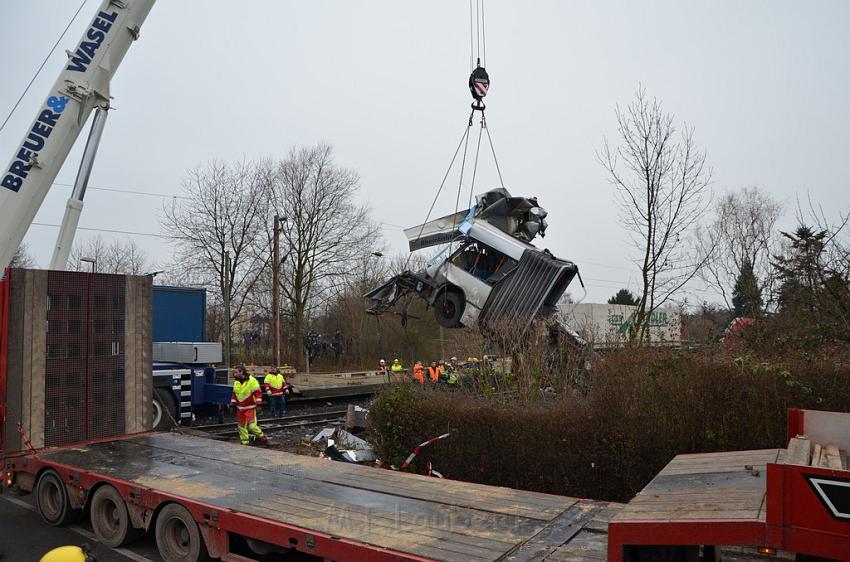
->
[52,181,191,200]
[572,258,633,272]
[31,221,174,239]
[0,0,89,134]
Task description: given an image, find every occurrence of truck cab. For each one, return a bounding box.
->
[366,188,579,331]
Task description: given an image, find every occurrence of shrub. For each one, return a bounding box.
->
[368,348,850,502]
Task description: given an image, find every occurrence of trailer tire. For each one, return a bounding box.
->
[155,503,210,562]
[434,290,464,328]
[36,470,80,527]
[153,388,177,431]
[91,485,142,547]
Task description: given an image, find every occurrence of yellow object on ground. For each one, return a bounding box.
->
[40,545,92,562]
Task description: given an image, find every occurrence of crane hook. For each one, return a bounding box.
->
[469,60,489,112]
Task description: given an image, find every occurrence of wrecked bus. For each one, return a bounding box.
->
[365,188,580,331]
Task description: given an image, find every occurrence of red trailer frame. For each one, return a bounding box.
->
[6,449,432,562]
[766,409,850,560]
[609,408,850,562]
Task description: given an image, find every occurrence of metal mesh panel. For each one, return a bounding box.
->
[87,274,126,439]
[44,271,127,446]
[44,272,88,447]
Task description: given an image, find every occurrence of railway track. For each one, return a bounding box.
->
[194,409,348,436]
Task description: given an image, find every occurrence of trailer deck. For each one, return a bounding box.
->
[609,438,850,561]
[20,432,619,561]
[608,448,782,561]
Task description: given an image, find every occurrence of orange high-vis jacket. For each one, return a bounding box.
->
[428,366,439,383]
[413,363,425,384]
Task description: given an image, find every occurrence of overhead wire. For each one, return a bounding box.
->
[52,181,191,201]
[31,221,174,239]
[0,0,89,134]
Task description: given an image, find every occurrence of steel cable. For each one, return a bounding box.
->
[0,0,89,135]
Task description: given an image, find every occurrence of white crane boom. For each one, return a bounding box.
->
[0,0,156,272]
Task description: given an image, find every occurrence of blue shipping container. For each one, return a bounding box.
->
[152,286,206,342]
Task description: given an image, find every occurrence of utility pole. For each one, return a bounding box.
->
[273,215,281,367]
[223,250,231,367]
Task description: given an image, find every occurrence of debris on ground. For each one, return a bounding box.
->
[331,428,371,450]
[315,427,376,464]
[311,427,336,443]
[345,404,369,431]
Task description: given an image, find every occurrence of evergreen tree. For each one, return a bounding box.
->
[773,225,828,311]
[608,288,640,306]
[731,260,761,317]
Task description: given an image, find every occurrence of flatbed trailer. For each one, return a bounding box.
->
[4,432,622,561]
[609,408,850,562]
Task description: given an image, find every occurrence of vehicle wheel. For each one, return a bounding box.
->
[153,388,177,431]
[91,485,142,547]
[155,503,210,562]
[434,291,464,328]
[36,470,80,526]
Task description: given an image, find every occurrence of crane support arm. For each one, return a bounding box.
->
[0,0,156,272]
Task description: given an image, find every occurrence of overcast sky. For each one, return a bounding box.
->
[2,0,848,305]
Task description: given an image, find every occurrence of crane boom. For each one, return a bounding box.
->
[0,0,156,272]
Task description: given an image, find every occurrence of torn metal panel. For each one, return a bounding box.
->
[405,209,471,252]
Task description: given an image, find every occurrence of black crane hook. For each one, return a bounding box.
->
[468,60,489,112]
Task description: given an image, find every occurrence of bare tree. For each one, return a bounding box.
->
[599,87,712,344]
[69,236,151,274]
[9,243,36,268]
[696,186,782,315]
[162,160,272,362]
[268,144,381,368]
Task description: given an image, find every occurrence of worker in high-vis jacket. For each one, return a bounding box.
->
[263,367,287,417]
[412,360,425,384]
[391,358,404,373]
[230,366,268,446]
[428,361,440,384]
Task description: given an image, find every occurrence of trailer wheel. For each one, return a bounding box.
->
[91,485,142,547]
[155,503,210,562]
[434,290,464,328]
[36,470,80,527]
[153,388,177,431]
